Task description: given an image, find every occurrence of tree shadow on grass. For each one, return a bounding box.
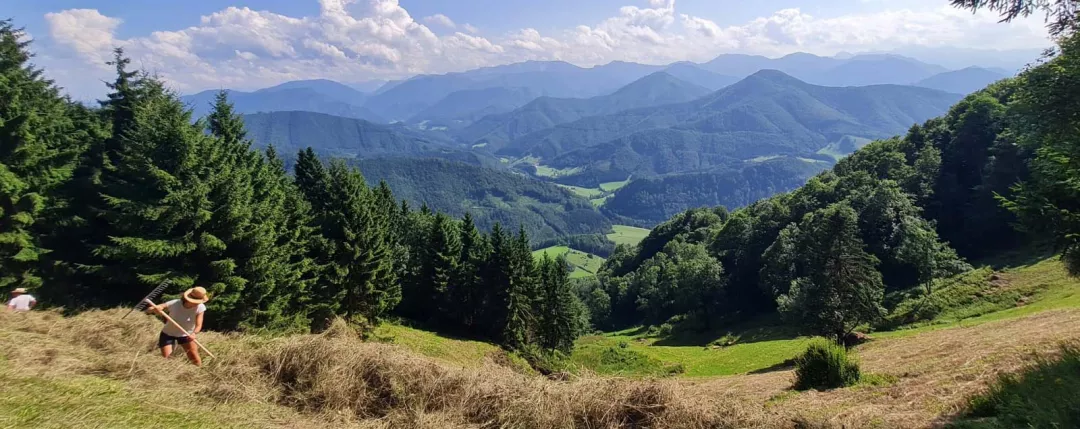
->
[977,241,1057,271]
[650,315,803,347]
[747,358,796,375]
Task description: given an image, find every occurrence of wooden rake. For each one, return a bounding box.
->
[123,281,216,359]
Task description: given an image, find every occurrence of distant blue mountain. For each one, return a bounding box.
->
[914,67,1010,95]
[459,71,713,150]
[182,79,384,123]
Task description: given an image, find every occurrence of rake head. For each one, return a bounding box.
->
[122,281,170,319]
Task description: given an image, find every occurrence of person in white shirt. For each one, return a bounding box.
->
[7,288,36,312]
[145,286,210,366]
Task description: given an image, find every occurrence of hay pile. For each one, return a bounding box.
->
[0,310,779,428]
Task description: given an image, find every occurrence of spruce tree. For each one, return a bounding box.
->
[547,255,581,353]
[502,226,538,350]
[204,93,312,330]
[0,21,84,291]
[453,213,490,328]
[480,222,513,340]
[398,203,435,320]
[41,50,144,306]
[293,147,330,213]
[89,76,250,304]
[424,212,461,322]
[317,160,399,324]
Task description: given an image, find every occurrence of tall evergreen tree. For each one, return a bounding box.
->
[203,93,312,330]
[0,21,84,291]
[502,226,538,350]
[424,212,461,321]
[43,49,146,306]
[480,222,513,340]
[453,213,490,329]
[311,160,399,324]
[537,255,580,353]
[54,64,243,308]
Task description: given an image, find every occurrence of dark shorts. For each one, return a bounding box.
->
[158,332,193,348]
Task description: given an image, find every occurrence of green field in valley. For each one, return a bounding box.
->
[569,257,1080,378]
[606,225,650,247]
[555,184,605,199]
[533,246,606,278]
[599,177,631,192]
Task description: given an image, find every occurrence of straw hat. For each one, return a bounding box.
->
[181,286,210,304]
[12,288,27,294]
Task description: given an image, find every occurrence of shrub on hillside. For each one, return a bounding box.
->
[949,342,1080,428]
[793,338,861,390]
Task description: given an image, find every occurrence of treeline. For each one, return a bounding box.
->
[578,32,1080,338]
[0,25,584,354]
[348,157,611,243]
[534,234,616,258]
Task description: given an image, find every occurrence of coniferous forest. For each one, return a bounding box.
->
[0,22,584,355]
[3,10,1080,359]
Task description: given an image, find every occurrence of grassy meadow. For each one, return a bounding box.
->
[2,256,1079,428]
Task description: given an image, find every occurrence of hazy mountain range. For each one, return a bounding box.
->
[183,52,1007,129]
[180,51,1017,230]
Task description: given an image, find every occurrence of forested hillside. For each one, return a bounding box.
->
[914,66,1010,95]
[575,33,1080,338]
[502,71,958,192]
[0,25,586,358]
[349,157,612,243]
[241,111,454,158]
[602,157,829,224]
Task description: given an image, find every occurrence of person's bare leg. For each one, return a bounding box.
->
[181,341,201,366]
[160,344,174,358]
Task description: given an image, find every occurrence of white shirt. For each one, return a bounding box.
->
[160,299,206,337]
[7,295,35,311]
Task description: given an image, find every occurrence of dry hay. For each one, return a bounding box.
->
[6,307,1080,428]
[0,311,772,428]
[691,308,1080,428]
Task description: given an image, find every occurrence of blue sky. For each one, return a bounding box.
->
[12,0,885,37]
[11,0,1052,99]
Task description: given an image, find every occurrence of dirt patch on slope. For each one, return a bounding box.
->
[688,309,1080,428]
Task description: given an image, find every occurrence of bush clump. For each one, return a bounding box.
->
[793,338,861,390]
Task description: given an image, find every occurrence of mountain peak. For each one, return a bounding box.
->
[611,71,710,99]
[746,69,803,84]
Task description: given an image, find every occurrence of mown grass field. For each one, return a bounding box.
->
[555,184,604,199]
[533,164,582,178]
[373,324,505,367]
[599,178,631,192]
[533,245,605,278]
[0,372,229,429]
[607,224,650,247]
[570,257,1080,378]
[2,256,1079,428]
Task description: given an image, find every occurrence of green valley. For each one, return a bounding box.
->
[533,246,606,278]
[5,2,1080,427]
[606,225,651,247]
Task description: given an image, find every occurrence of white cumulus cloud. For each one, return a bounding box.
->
[39,0,1051,100]
[424,13,456,29]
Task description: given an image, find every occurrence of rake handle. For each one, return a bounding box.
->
[145,299,216,359]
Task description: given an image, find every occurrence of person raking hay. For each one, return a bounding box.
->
[146,286,210,366]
